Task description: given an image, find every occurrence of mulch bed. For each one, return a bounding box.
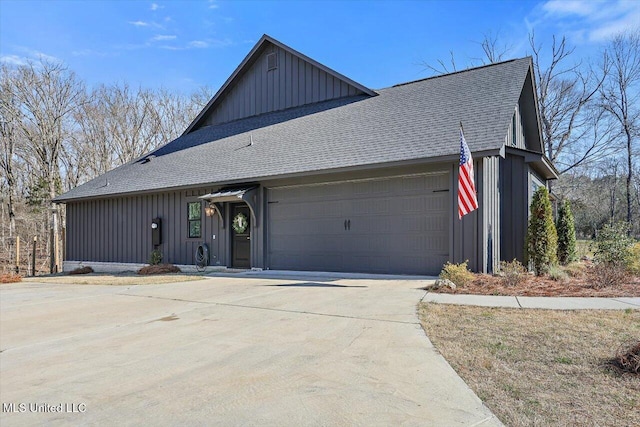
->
[432,268,640,297]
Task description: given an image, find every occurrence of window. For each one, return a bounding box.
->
[188,202,202,238]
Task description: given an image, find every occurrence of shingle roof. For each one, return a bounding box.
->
[55,57,533,202]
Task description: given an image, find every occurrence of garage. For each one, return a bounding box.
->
[267,172,450,275]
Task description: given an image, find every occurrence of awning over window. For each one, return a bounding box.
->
[199,186,260,227]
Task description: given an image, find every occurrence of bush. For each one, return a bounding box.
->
[592,222,633,268]
[1,273,22,284]
[547,265,568,282]
[591,264,629,288]
[556,200,577,265]
[628,243,640,275]
[563,262,586,278]
[439,261,475,287]
[526,187,558,275]
[138,264,181,275]
[69,266,94,275]
[499,259,527,287]
[148,249,163,265]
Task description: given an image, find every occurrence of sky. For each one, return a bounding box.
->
[1,0,638,94]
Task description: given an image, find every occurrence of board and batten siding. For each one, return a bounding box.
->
[499,154,530,264]
[451,157,501,273]
[65,189,226,267]
[201,42,365,127]
[504,104,527,150]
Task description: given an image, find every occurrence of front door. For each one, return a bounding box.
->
[231,204,251,268]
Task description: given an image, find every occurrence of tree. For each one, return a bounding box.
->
[600,31,640,228]
[526,187,558,275]
[530,32,610,174]
[8,59,86,272]
[556,200,577,265]
[0,65,20,240]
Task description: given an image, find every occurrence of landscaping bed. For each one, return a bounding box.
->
[432,261,640,297]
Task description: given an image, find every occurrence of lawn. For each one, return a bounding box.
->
[21,273,206,286]
[419,303,640,426]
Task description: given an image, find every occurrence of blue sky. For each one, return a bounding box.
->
[1,0,638,93]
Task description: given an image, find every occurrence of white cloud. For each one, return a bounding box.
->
[540,0,640,43]
[208,1,219,9]
[150,3,163,11]
[542,0,598,17]
[152,34,177,41]
[0,55,28,66]
[129,20,150,27]
[188,40,209,48]
[71,49,108,57]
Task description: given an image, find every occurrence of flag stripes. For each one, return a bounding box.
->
[458,127,478,219]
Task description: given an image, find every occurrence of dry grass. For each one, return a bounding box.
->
[419,303,640,427]
[22,273,204,286]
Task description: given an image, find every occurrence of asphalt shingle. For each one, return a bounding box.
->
[55,57,532,202]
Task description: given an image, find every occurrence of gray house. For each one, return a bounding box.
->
[55,34,557,275]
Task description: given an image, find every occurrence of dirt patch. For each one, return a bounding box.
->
[1,273,22,284]
[419,303,640,426]
[22,273,204,286]
[431,263,639,297]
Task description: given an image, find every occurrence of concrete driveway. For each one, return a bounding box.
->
[0,274,500,426]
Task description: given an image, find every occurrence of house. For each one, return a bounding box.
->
[55,34,557,276]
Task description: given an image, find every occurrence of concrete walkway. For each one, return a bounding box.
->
[423,292,640,309]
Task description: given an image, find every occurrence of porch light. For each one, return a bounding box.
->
[204,204,215,217]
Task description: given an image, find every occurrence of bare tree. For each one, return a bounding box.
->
[8,59,86,272]
[530,33,610,174]
[0,65,20,240]
[600,31,640,226]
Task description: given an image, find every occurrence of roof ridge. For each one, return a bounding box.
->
[389,56,531,89]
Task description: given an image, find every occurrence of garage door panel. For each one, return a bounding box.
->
[268,173,450,275]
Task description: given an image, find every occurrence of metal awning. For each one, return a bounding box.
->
[199,186,260,227]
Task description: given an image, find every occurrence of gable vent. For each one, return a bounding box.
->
[266,52,277,71]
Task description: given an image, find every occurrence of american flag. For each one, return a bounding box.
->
[458,126,478,219]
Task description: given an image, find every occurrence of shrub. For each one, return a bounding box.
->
[628,243,640,275]
[591,264,629,288]
[499,259,527,287]
[439,261,475,287]
[148,249,163,265]
[69,266,94,275]
[1,273,22,284]
[138,264,181,275]
[592,222,633,268]
[563,262,586,278]
[547,265,568,282]
[526,187,558,275]
[556,200,577,265]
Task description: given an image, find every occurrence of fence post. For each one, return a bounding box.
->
[31,236,37,277]
[15,236,20,275]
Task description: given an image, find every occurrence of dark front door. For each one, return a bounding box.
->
[231,204,251,268]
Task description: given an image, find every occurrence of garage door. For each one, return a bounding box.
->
[267,172,450,275]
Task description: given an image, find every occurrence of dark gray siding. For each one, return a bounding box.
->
[66,189,227,266]
[201,43,364,128]
[504,104,526,150]
[451,157,501,273]
[500,154,529,263]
